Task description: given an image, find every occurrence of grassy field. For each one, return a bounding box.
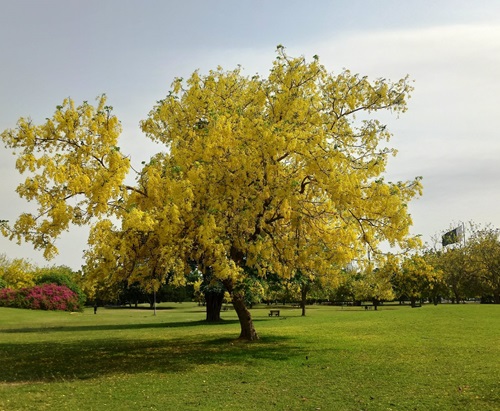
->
[0,303,498,411]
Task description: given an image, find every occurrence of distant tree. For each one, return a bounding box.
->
[117,281,146,307]
[329,282,355,304]
[160,282,192,303]
[261,273,286,305]
[419,250,449,304]
[467,226,500,303]
[290,269,339,315]
[353,258,396,309]
[392,254,442,307]
[434,245,476,303]
[0,254,35,289]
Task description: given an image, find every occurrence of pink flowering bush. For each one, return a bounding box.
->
[0,288,18,307]
[0,283,81,311]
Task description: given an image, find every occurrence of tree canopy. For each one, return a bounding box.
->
[1,47,422,339]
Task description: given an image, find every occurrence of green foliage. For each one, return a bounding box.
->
[428,222,500,303]
[466,226,500,303]
[233,273,265,308]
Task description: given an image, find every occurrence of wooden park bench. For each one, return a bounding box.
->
[363,305,373,310]
[269,309,280,317]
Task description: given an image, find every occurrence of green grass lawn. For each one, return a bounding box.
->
[0,303,498,411]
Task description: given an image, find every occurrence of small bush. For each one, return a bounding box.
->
[0,283,81,311]
[0,287,18,306]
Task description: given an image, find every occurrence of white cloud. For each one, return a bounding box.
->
[306,24,500,240]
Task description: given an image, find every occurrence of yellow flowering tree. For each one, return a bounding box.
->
[2,47,421,340]
[0,254,36,289]
[352,256,398,309]
[1,96,130,259]
[392,254,442,306]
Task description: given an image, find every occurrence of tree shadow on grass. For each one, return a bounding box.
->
[0,319,241,334]
[0,334,303,383]
[102,306,176,310]
[0,315,274,334]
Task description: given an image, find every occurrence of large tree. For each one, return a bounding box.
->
[1,47,421,340]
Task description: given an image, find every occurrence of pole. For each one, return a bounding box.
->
[462,222,466,248]
[153,288,157,316]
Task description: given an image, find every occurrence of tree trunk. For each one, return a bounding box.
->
[410,296,417,308]
[493,292,500,304]
[221,255,259,340]
[232,291,259,341]
[223,279,259,341]
[301,286,308,316]
[205,290,224,322]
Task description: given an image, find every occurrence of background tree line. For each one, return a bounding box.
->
[1,221,498,312]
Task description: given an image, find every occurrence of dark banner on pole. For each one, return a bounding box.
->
[442,226,463,246]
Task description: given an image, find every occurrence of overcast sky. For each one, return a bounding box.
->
[1,0,500,270]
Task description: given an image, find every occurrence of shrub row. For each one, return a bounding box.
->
[0,283,82,311]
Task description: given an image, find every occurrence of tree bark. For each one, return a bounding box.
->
[222,277,258,340]
[231,291,259,340]
[205,290,224,322]
[301,286,308,316]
